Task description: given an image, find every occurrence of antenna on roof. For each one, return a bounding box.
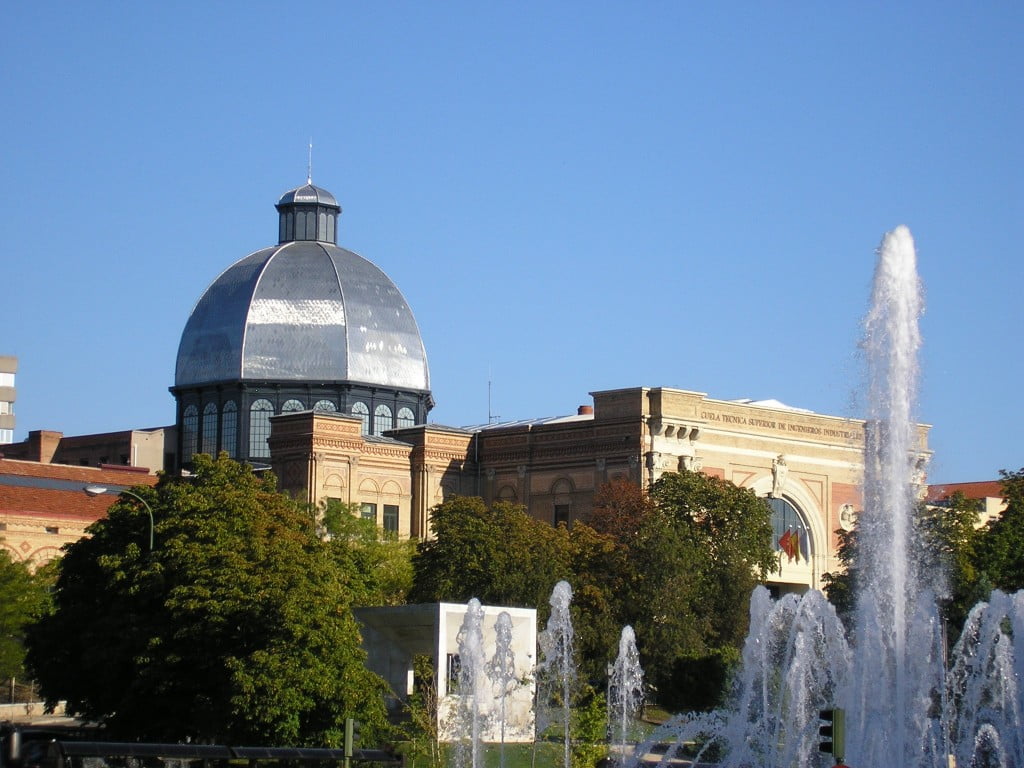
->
[307,138,313,184]
[488,368,500,424]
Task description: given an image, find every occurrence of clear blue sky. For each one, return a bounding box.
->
[2,3,1020,484]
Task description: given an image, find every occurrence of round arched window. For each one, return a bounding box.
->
[768,497,810,563]
[282,399,305,413]
[397,407,415,429]
[314,399,337,412]
[351,402,370,434]
[374,404,393,436]
[249,399,274,458]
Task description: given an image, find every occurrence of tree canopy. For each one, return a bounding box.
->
[0,550,52,682]
[322,500,416,607]
[824,469,1024,642]
[625,471,775,707]
[27,454,388,745]
[975,468,1024,593]
[409,496,572,609]
[410,471,776,708]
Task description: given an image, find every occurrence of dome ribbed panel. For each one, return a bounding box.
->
[241,243,349,380]
[326,248,429,391]
[174,248,275,386]
[174,242,429,392]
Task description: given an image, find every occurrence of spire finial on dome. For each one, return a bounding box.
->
[307,138,313,185]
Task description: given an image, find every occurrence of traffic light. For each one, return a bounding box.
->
[818,708,845,761]
[344,717,361,758]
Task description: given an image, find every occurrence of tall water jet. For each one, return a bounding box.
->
[627,226,1023,768]
[608,625,644,765]
[536,581,575,768]
[848,224,935,766]
[454,599,487,768]
[488,610,517,768]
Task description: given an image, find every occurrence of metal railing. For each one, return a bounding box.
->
[4,734,400,768]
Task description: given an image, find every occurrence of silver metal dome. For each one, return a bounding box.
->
[174,239,430,392]
[276,183,339,208]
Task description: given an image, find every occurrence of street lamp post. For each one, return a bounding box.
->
[83,485,155,550]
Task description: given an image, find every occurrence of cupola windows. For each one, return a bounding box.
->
[275,184,340,245]
[278,208,337,243]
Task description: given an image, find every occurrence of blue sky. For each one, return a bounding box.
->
[2,3,1020,484]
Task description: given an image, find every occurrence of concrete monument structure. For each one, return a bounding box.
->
[354,603,537,742]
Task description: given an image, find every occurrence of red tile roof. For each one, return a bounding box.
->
[926,480,1004,503]
[0,458,158,522]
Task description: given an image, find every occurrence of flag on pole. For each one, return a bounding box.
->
[779,529,799,561]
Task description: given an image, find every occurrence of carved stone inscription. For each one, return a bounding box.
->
[699,408,863,442]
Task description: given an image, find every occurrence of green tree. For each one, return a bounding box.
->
[631,470,776,707]
[824,492,986,640]
[322,500,415,607]
[916,491,985,635]
[822,526,858,623]
[976,468,1024,592]
[570,684,607,768]
[399,655,442,768]
[409,496,571,607]
[26,454,388,745]
[563,520,624,684]
[0,551,52,683]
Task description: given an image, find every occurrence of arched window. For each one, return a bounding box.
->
[552,478,573,527]
[282,399,305,413]
[201,403,218,456]
[221,401,237,458]
[374,404,393,436]
[351,402,369,434]
[182,405,199,462]
[397,407,415,429]
[249,399,274,458]
[768,497,810,563]
[313,399,337,412]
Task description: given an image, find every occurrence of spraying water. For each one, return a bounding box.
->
[849,224,929,764]
[454,599,487,768]
[488,611,517,768]
[608,625,644,765]
[537,581,576,768]
[626,227,1023,768]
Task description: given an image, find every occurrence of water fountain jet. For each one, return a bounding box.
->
[608,625,644,766]
[627,227,1023,768]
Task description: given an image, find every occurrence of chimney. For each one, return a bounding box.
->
[577,405,594,416]
[28,430,63,463]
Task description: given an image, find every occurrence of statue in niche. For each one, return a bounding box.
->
[912,457,928,500]
[839,503,857,531]
[771,454,788,498]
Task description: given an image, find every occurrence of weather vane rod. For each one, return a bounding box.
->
[307,138,313,184]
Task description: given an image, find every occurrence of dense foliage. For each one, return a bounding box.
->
[409,496,574,609]
[322,500,416,606]
[410,471,776,709]
[0,551,52,683]
[628,472,775,708]
[824,468,1024,642]
[26,454,389,745]
[975,468,1024,593]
